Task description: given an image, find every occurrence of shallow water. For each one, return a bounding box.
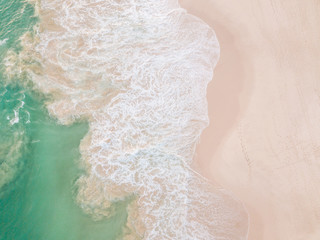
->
[1,0,249,239]
[0,84,130,240]
[0,1,129,239]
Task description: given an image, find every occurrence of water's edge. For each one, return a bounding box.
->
[0,0,249,239]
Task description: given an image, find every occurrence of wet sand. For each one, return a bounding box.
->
[180,0,320,239]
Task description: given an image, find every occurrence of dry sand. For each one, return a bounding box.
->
[180,0,320,239]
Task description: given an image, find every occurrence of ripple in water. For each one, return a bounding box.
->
[6,0,249,239]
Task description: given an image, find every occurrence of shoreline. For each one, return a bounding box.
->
[181,0,320,239]
[11,1,249,239]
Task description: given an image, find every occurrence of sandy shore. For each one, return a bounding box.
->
[180,0,320,239]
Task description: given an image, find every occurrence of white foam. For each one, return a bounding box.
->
[0,38,8,46]
[8,97,25,125]
[22,0,248,238]
[9,109,19,125]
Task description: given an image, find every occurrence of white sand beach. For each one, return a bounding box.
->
[180,0,320,239]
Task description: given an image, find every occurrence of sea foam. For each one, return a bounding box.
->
[8,0,249,239]
[0,38,8,46]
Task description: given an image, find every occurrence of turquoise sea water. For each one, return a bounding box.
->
[0,0,37,61]
[0,1,128,239]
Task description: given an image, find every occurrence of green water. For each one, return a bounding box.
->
[0,0,38,59]
[0,1,129,239]
[0,85,128,240]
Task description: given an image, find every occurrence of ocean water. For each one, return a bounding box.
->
[0,85,129,240]
[1,1,130,239]
[1,0,248,239]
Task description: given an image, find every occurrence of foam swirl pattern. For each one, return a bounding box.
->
[15,0,249,239]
